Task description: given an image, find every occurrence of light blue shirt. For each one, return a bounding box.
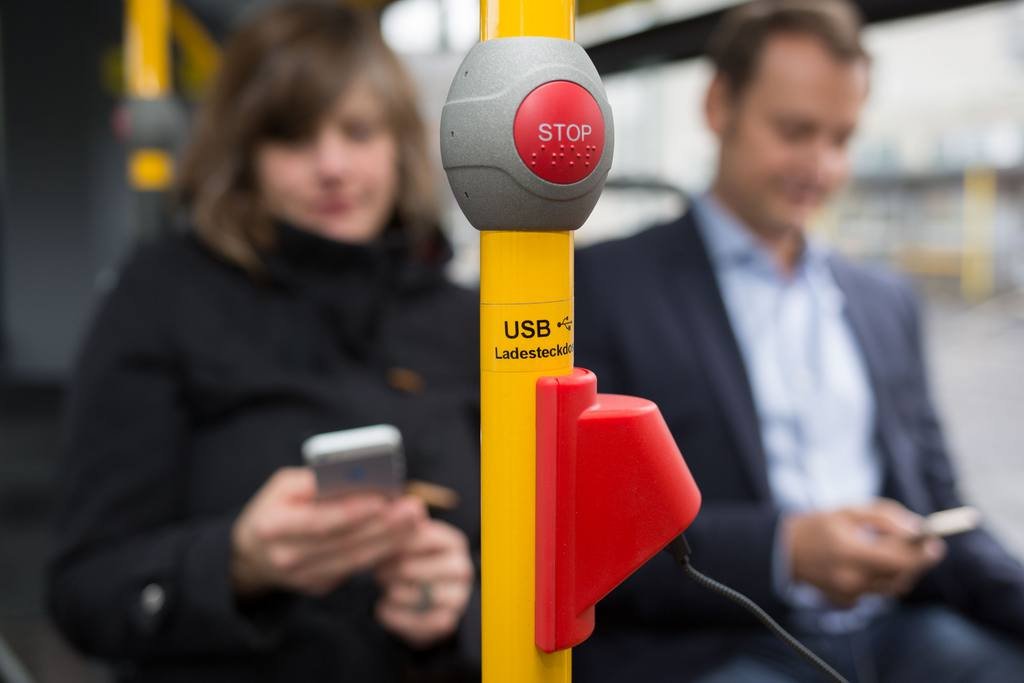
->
[692,194,887,632]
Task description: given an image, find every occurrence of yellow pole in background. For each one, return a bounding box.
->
[961,167,997,302]
[170,1,222,98]
[125,0,174,191]
[479,2,575,682]
[126,0,170,98]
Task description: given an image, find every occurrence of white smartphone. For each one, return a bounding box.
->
[301,424,405,500]
[917,506,981,539]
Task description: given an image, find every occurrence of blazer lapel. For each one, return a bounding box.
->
[660,212,773,500]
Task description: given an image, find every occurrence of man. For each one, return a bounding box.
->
[573,1,1024,681]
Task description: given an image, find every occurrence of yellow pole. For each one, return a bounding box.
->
[961,167,997,302]
[125,0,174,190]
[481,0,574,41]
[479,2,575,682]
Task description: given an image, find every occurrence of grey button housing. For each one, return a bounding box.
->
[441,37,614,231]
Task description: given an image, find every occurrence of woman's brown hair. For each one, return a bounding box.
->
[177,1,439,272]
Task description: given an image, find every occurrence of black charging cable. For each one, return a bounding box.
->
[668,534,849,683]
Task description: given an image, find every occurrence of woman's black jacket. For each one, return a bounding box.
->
[48,225,481,682]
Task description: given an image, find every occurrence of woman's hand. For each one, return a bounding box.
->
[230,467,426,597]
[373,519,474,649]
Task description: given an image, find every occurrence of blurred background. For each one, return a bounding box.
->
[1,0,1022,680]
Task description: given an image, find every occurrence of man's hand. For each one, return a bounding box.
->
[784,498,946,607]
[374,518,474,649]
[231,467,426,597]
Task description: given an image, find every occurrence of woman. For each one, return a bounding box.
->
[48,3,479,681]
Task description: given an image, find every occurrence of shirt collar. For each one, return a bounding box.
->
[692,192,829,277]
[692,192,763,267]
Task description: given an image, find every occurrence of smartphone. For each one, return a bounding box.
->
[917,506,981,540]
[301,424,405,500]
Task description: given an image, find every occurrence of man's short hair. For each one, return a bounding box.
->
[707,0,869,96]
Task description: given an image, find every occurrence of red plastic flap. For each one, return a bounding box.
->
[536,368,701,653]
[536,370,594,652]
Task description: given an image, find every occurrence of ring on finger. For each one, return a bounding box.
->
[415,582,433,613]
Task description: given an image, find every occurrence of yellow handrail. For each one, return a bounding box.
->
[479,1,576,682]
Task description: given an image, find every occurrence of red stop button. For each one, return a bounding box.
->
[514,80,605,185]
